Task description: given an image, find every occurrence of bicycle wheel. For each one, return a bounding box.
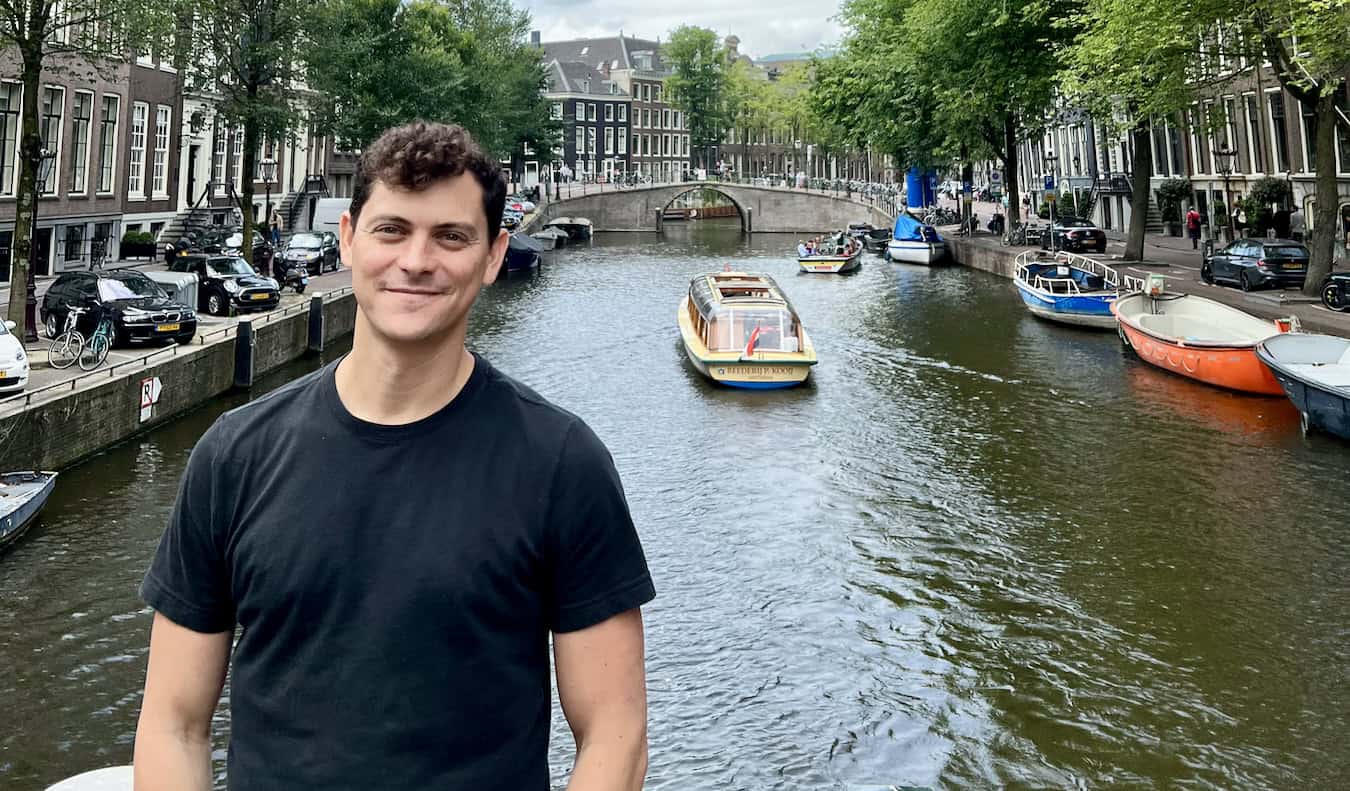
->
[78,333,110,371]
[49,332,84,370]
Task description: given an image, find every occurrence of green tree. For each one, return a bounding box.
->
[2,0,172,327]
[662,25,729,169]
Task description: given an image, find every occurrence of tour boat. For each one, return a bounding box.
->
[1112,291,1291,395]
[884,213,945,265]
[797,233,862,273]
[543,217,593,240]
[1255,333,1350,440]
[678,270,817,389]
[1014,250,1144,329]
[0,471,57,550]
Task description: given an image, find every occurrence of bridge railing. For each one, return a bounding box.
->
[544,175,901,220]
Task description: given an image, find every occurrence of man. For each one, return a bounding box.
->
[134,122,655,790]
[1185,207,1202,250]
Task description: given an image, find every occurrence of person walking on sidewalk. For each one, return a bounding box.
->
[1186,207,1202,250]
[134,121,656,791]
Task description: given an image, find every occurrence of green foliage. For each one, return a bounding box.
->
[662,25,730,166]
[1156,178,1192,222]
[1248,175,1293,208]
[121,231,154,245]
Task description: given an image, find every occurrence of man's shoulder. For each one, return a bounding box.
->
[207,362,333,450]
[477,358,614,463]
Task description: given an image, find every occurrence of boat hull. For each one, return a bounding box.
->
[886,239,945,265]
[681,344,813,389]
[1014,279,1118,329]
[798,252,861,274]
[1115,314,1284,395]
[1256,337,1350,440]
[0,471,58,550]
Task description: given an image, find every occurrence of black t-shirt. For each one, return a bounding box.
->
[141,354,655,790]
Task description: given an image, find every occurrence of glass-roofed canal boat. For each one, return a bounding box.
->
[678,271,818,389]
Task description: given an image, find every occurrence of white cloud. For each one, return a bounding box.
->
[518,0,844,60]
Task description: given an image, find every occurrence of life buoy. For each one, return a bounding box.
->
[688,209,698,219]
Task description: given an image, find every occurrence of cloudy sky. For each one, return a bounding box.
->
[516,0,845,60]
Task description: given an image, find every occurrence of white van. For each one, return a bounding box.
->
[311,198,351,234]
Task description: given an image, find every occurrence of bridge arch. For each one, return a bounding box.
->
[658,186,749,233]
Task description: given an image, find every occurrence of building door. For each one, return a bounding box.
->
[34,228,53,276]
[187,144,201,204]
[1102,194,1112,230]
[0,231,11,281]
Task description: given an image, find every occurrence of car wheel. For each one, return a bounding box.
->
[1240,271,1253,292]
[1323,282,1348,312]
[1096,242,1106,254]
[44,313,60,339]
[1201,264,1214,285]
[206,292,226,316]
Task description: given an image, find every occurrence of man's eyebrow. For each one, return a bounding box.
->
[362,215,479,235]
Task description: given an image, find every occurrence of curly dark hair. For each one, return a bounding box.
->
[349,121,507,238]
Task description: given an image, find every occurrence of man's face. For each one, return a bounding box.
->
[339,174,506,348]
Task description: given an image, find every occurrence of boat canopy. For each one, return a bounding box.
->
[893,212,943,243]
[688,272,799,321]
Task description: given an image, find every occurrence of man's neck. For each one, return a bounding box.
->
[334,314,476,426]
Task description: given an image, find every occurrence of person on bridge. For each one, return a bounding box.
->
[134,121,655,791]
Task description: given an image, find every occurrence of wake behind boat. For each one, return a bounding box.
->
[1256,333,1350,440]
[1014,250,1145,329]
[884,213,945,265]
[678,270,817,389]
[797,232,862,273]
[1,471,57,551]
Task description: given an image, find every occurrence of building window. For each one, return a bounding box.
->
[128,103,149,197]
[683,136,690,156]
[605,127,614,154]
[630,134,637,154]
[231,129,243,186]
[1299,100,1316,172]
[40,86,64,194]
[662,134,670,155]
[618,131,627,155]
[654,85,662,103]
[1244,95,1263,173]
[0,82,20,197]
[618,104,627,122]
[663,109,671,129]
[587,127,596,154]
[587,103,596,122]
[152,104,170,196]
[575,102,584,121]
[605,104,614,122]
[213,122,227,193]
[69,92,92,193]
[64,224,84,262]
[575,126,584,157]
[551,102,562,120]
[97,94,118,193]
[1268,91,1291,173]
[641,84,650,103]
[1338,86,1350,175]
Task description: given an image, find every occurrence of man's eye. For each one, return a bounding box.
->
[373,225,401,235]
[440,232,467,243]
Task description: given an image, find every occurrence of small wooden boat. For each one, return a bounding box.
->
[544,217,592,240]
[797,232,862,273]
[1256,333,1350,439]
[678,271,817,389]
[884,213,945,265]
[1014,251,1144,329]
[861,227,891,253]
[1113,291,1291,394]
[529,227,568,249]
[502,233,542,273]
[1,471,58,550]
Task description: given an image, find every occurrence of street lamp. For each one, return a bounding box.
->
[23,148,57,343]
[1215,144,1237,242]
[1044,150,1059,252]
[260,156,277,236]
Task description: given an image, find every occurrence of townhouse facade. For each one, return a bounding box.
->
[542,60,631,182]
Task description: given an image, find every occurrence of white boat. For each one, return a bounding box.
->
[1255,333,1350,440]
[797,232,863,273]
[1,471,58,550]
[884,213,945,265]
[544,217,593,240]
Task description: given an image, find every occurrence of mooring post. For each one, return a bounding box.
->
[745,206,753,235]
[233,319,255,389]
[306,294,325,354]
[654,208,664,235]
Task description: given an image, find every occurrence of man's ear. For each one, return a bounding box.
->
[338,211,355,270]
[483,228,508,286]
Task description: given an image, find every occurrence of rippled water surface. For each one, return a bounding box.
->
[3,222,1348,789]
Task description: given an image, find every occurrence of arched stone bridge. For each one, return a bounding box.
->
[528,181,894,234]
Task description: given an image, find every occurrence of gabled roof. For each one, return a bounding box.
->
[540,34,668,74]
[544,59,630,97]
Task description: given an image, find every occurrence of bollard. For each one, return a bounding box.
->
[654,208,664,235]
[233,319,255,389]
[307,293,325,354]
[744,207,753,235]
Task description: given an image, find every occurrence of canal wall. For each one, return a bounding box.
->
[0,291,357,472]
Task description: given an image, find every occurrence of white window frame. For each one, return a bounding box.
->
[551,102,562,120]
[39,85,65,195]
[128,102,147,198]
[587,126,596,155]
[587,103,596,122]
[0,81,21,197]
[575,126,584,156]
[618,104,627,122]
[69,90,93,195]
[151,104,170,198]
[1243,93,1263,175]
[96,94,119,195]
[604,103,614,122]
[575,102,584,121]
[231,129,243,187]
[213,122,227,195]
[1266,88,1290,175]
[1296,100,1315,174]
[605,127,614,155]
[1187,106,1204,176]
[618,131,627,155]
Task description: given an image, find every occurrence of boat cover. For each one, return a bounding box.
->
[893,213,943,244]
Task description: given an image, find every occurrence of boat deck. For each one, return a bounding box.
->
[0,472,49,502]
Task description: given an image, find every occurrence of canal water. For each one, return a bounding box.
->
[3,221,1348,789]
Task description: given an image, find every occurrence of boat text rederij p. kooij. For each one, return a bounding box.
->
[678,271,817,389]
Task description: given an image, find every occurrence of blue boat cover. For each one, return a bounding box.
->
[893,213,943,243]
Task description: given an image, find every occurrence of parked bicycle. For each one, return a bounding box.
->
[48,307,87,370]
[78,312,114,371]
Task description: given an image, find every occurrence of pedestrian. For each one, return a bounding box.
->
[134,122,656,791]
[1185,207,1202,249]
[268,208,281,247]
[1234,206,1247,237]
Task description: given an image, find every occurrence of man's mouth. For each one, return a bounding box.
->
[384,287,444,296]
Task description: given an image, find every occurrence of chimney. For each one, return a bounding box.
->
[530,30,540,47]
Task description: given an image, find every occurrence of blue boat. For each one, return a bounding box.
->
[502,232,543,274]
[1013,251,1143,329]
[1,471,57,551]
[1256,333,1350,441]
[884,213,945,265]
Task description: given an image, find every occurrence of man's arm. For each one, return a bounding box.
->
[555,607,649,791]
[133,612,232,791]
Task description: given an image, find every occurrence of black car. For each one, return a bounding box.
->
[1041,216,1108,253]
[281,232,340,274]
[170,254,281,315]
[1202,238,1309,291]
[40,270,198,346]
[223,229,275,274]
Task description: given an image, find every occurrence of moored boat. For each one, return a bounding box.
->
[1014,250,1144,329]
[862,227,891,253]
[502,233,543,273]
[529,227,568,249]
[678,271,817,389]
[797,232,863,273]
[884,213,945,265]
[543,217,593,240]
[1113,291,1291,395]
[1255,333,1350,439]
[0,471,58,551]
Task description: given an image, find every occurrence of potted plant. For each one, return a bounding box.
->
[120,230,156,259]
[1156,178,1191,236]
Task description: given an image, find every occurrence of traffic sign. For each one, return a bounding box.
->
[140,376,163,423]
[990,170,1003,184]
[1044,175,1055,191]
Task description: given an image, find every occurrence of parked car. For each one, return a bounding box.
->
[506,195,536,213]
[223,229,275,273]
[0,319,29,394]
[501,208,524,230]
[1202,238,1310,291]
[1041,216,1108,253]
[169,254,281,315]
[282,232,340,274]
[40,270,198,346]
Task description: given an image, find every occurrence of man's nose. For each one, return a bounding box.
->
[396,233,440,273]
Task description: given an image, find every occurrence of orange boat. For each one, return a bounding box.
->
[1112,292,1291,395]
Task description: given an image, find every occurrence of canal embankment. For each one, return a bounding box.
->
[0,288,356,472]
[947,235,1350,339]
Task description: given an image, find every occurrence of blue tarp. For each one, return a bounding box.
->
[893,213,943,243]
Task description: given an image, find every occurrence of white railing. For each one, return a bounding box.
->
[1014,249,1145,293]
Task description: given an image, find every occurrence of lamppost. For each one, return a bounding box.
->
[260,156,277,237]
[1215,145,1237,243]
[1044,150,1059,252]
[23,148,57,343]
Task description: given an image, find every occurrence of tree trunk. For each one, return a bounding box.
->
[240,117,261,270]
[5,49,43,327]
[1124,119,1153,261]
[1003,111,1020,231]
[1303,90,1338,296]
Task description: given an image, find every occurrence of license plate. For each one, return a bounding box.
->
[1282,262,1304,269]
[156,323,180,332]
[0,370,7,378]
[250,292,270,300]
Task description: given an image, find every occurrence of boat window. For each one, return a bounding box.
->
[707,309,799,353]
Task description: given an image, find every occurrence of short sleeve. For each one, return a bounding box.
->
[140,417,237,633]
[546,420,655,633]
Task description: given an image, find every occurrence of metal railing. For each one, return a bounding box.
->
[1015,249,1145,293]
[548,175,902,220]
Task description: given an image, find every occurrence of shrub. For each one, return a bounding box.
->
[1249,176,1292,209]
[1155,178,1192,223]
